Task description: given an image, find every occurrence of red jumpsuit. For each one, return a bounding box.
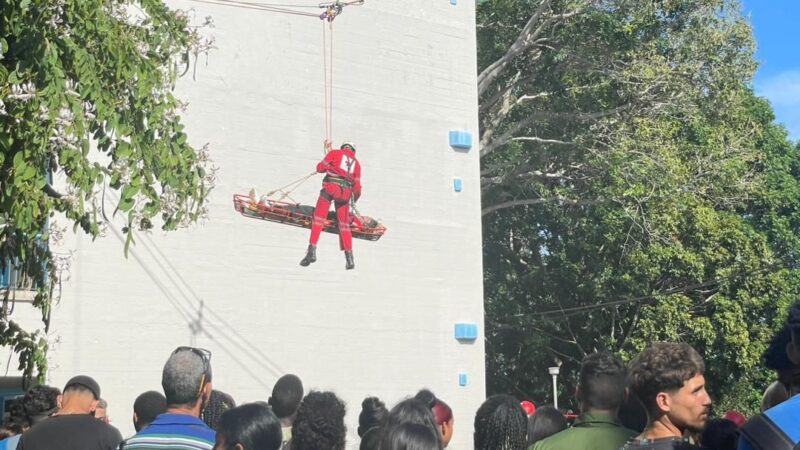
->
[308,147,362,251]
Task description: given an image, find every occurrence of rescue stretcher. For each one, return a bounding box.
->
[233,193,387,241]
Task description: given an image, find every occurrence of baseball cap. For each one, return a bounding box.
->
[64,375,101,400]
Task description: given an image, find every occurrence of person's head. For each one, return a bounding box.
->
[617,394,647,433]
[162,346,213,415]
[473,394,527,450]
[202,390,236,430]
[59,375,101,414]
[358,396,388,437]
[341,141,357,153]
[22,385,60,426]
[268,374,304,422]
[386,398,440,445]
[133,390,167,431]
[781,302,800,395]
[527,405,567,447]
[628,342,711,434]
[291,391,347,450]
[214,403,282,450]
[379,422,441,450]
[360,427,382,450]
[577,352,627,412]
[413,390,454,448]
[700,418,738,450]
[94,398,109,423]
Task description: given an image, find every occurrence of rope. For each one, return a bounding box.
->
[186,0,321,17]
[266,171,318,202]
[322,18,334,144]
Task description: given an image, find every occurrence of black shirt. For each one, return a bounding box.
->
[18,414,122,450]
[622,437,705,450]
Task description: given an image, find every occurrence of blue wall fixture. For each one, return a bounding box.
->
[450,0,457,5]
[453,177,463,193]
[454,323,479,341]
[459,373,468,386]
[449,130,472,150]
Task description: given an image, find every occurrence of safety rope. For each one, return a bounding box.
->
[266,171,318,202]
[322,19,334,145]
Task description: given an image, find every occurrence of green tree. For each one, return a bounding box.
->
[0,0,214,381]
[479,0,800,415]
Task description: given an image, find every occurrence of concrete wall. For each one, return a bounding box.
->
[7,0,485,447]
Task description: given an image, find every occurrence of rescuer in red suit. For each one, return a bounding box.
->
[300,140,362,270]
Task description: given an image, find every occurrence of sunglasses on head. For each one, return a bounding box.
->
[172,346,212,397]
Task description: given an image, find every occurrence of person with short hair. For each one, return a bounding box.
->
[622,342,711,450]
[95,398,109,424]
[268,374,304,448]
[473,394,527,450]
[533,352,636,450]
[132,391,167,432]
[738,302,800,450]
[528,405,568,447]
[17,376,122,450]
[123,347,215,449]
[0,385,60,450]
[379,422,441,450]
[213,403,282,450]
[290,391,347,450]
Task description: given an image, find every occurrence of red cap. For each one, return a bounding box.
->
[724,410,746,427]
[521,400,536,416]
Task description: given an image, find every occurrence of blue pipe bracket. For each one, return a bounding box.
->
[453,177,463,193]
[454,323,478,341]
[449,130,472,150]
[459,373,468,386]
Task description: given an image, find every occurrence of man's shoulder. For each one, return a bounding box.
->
[126,414,214,449]
[533,423,636,450]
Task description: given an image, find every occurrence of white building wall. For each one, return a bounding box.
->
[7,1,485,447]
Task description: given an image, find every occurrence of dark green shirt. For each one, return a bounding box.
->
[531,411,637,450]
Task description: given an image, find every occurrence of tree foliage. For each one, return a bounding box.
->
[0,0,214,381]
[479,0,800,415]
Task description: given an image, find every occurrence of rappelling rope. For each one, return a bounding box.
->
[266,171,318,202]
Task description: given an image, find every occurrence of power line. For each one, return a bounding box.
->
[507,263,784,321]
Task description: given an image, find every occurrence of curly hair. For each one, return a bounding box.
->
[579,351,627,410]
[358,396,388,437]
[764,325,793,371]
[628,342,705,416]
[474,395,527,450]
[291,391,347,450]
[23,385,60,417]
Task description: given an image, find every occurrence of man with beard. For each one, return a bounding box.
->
[622,342,712,450]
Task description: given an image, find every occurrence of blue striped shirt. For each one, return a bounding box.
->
[122,413,215,450]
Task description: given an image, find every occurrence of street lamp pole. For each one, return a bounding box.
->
[548,366,560,410]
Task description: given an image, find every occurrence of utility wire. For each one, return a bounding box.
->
[508,263,784,321]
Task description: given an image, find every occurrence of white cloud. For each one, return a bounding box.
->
[756,70,800,141]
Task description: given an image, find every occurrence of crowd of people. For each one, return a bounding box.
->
[0,303,799,450]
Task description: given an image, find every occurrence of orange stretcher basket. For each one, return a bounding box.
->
[233,194,386,241]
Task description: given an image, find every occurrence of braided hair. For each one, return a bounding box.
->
[474,395,527,450]
[201,390,236,431]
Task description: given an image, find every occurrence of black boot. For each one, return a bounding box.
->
[344,251,355,270]
[300,245,317,267]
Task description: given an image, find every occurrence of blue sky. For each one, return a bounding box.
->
[742,0,800,141]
